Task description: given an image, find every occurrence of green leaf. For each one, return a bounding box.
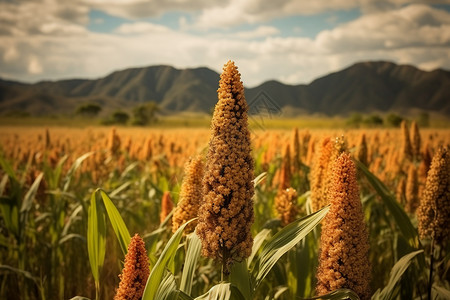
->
[301,288,360,300]
[356,160,419,248]
[248,228,271,267]
[87,190,106,284]
[373,250,423,300]
[194,283,246,300]
[252,206,329,289]
[155,272,177,300]
[99,189,131,255]
[180,231,202,295]
[63,152,93,192]
[230,260,252,300]
[20,172,43,214]
[0,264,39,284]
[142,219,195,300]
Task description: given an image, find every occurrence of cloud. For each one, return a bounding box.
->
[115,22,171,34]
[0,2,449,88]
[316,4,450,52]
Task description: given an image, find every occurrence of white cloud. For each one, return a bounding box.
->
[0,2,449,88]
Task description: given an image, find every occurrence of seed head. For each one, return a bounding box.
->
[417,147,450,244]
[114,234,150,300]
[316,153,371,300]
[196,61,254,273]
[160,191,174,224]
[172,155,204,234]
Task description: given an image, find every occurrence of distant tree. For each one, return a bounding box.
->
[417,112,430,127]
[386,113,403,127]
[346,112,363,128]
[75,103,102,117]
[363,114,383,126]
[112,111,130,125]
[132,102,160,126]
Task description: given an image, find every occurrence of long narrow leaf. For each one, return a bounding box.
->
[63,152,93,192]
[252,206,329,289]
[356,160,419,248]
[180,230,202,294]
[142,219,194,300]
[195,283,245,300]
[20,172,43,213]
[87,191,106,283]
[248,228,271,267]
[155,272,177,300]
[99,189,131,255]
[301,288,360,300]
[374,250,423,300]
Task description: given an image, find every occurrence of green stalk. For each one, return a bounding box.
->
[427,237,434,300]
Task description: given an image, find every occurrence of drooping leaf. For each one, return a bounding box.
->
[180,230,202,295]
[373,250,423,300]
[99,189,131,255]
[356,160,419,248]
[142,219,194,300]
[252,206,329,289]
[301,288,360,300]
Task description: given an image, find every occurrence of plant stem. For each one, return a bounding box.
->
[428,237,434,300]
[222,249,229,282]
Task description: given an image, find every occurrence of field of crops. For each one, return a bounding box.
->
[1,62,449,300]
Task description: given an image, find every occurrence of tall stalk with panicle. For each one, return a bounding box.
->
[196,60,254,279]
[417,146,450,299]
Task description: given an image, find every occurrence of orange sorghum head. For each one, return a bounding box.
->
[274,187,299,226]
[160,191,174,224]
[196,60,254,272]
[310,137,333,212]
[172,155,204,234]
[316,153,371,300]
[417,146,450,244]
[114,234,150,300]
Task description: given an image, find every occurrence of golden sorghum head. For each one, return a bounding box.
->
[196,60,254,273]
[396,176,406,206]
[160,191,174,224]
[114,234,150,300]
[356,133,368,166]
[279,143,292,190]
[274,187,299,226]
[316,153,371,300]
[419,144,432,179]
[417,147,450,244]
[405,164,419,214]
[310,137,333,212]
[410,121,421,160]
[400,120,413,162]
[292,128,301,172]
[172,155,204,234]
[108,128,121,155]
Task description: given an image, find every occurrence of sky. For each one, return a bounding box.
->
[1,0,450,87]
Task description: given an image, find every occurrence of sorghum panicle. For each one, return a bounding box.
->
[114,234,150,300]
[172,155,204,233]
[417,146,450,245]
[160,191,174,224]
[316,153,371,300]
[196,61,254,272]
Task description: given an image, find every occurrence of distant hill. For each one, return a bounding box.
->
[1,61,449,117]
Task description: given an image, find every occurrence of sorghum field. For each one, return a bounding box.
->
[1,62,449,300]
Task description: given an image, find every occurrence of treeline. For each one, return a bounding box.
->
[346,112,430,128]
[75,102,159,126]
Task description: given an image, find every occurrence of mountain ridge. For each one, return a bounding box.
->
[1,61,449,116]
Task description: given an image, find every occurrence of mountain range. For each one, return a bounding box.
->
[1,61,449,117]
